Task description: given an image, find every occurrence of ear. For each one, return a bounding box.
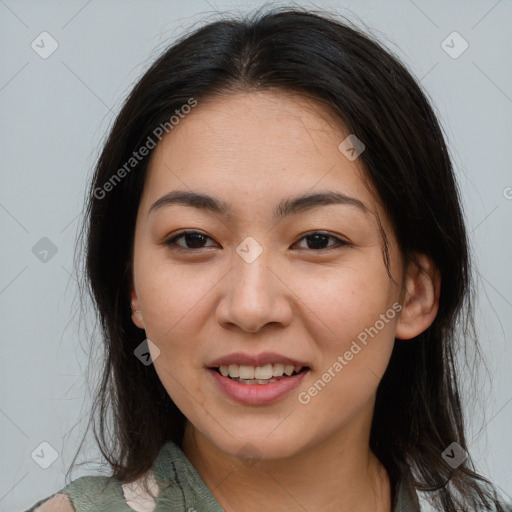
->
[130,282,146,330]
[395,253,441,340]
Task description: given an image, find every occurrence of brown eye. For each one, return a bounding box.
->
[294,232,350,251]
[164,231,217,250]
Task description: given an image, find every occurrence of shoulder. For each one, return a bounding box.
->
[22,472,158,511]
[22,440,225,511]
[416,494,512,512]
[22,491,75,512]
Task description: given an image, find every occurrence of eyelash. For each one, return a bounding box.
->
[163,230,352,252]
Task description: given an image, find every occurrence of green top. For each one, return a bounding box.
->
[22,440,499,512]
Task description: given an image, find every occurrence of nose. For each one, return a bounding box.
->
[215,249,293,333]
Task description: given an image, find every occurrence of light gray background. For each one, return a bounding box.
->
[1,0,511,510]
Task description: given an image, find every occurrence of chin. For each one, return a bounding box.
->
[201,421,312,462]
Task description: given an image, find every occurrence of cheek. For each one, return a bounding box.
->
[294,295,397,435]
[137,258,219,341]
[140,276,210,416]
[133,262,215,405]
[290,256,399,402]
[290,253,399,344]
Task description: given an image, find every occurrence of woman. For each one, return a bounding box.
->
[24,6,511,512]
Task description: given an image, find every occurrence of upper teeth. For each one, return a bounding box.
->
[218,364,303,379]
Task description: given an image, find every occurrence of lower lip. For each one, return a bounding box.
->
[208,368,309,405]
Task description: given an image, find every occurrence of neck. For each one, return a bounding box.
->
[181,419,392,512]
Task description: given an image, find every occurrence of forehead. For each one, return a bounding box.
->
[141,90,376,216]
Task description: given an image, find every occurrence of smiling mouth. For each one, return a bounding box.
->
[212,364,310,384]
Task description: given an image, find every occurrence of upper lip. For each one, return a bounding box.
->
[207,352,310,368]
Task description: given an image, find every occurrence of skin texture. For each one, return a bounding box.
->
[129,90,440,512]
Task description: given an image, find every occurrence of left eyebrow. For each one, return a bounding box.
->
[148,189,370,219]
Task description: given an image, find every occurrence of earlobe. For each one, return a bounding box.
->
[130,286,145,330]
[395,253,441,340]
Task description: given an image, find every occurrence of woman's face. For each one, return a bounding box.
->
[130,90,407,460]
